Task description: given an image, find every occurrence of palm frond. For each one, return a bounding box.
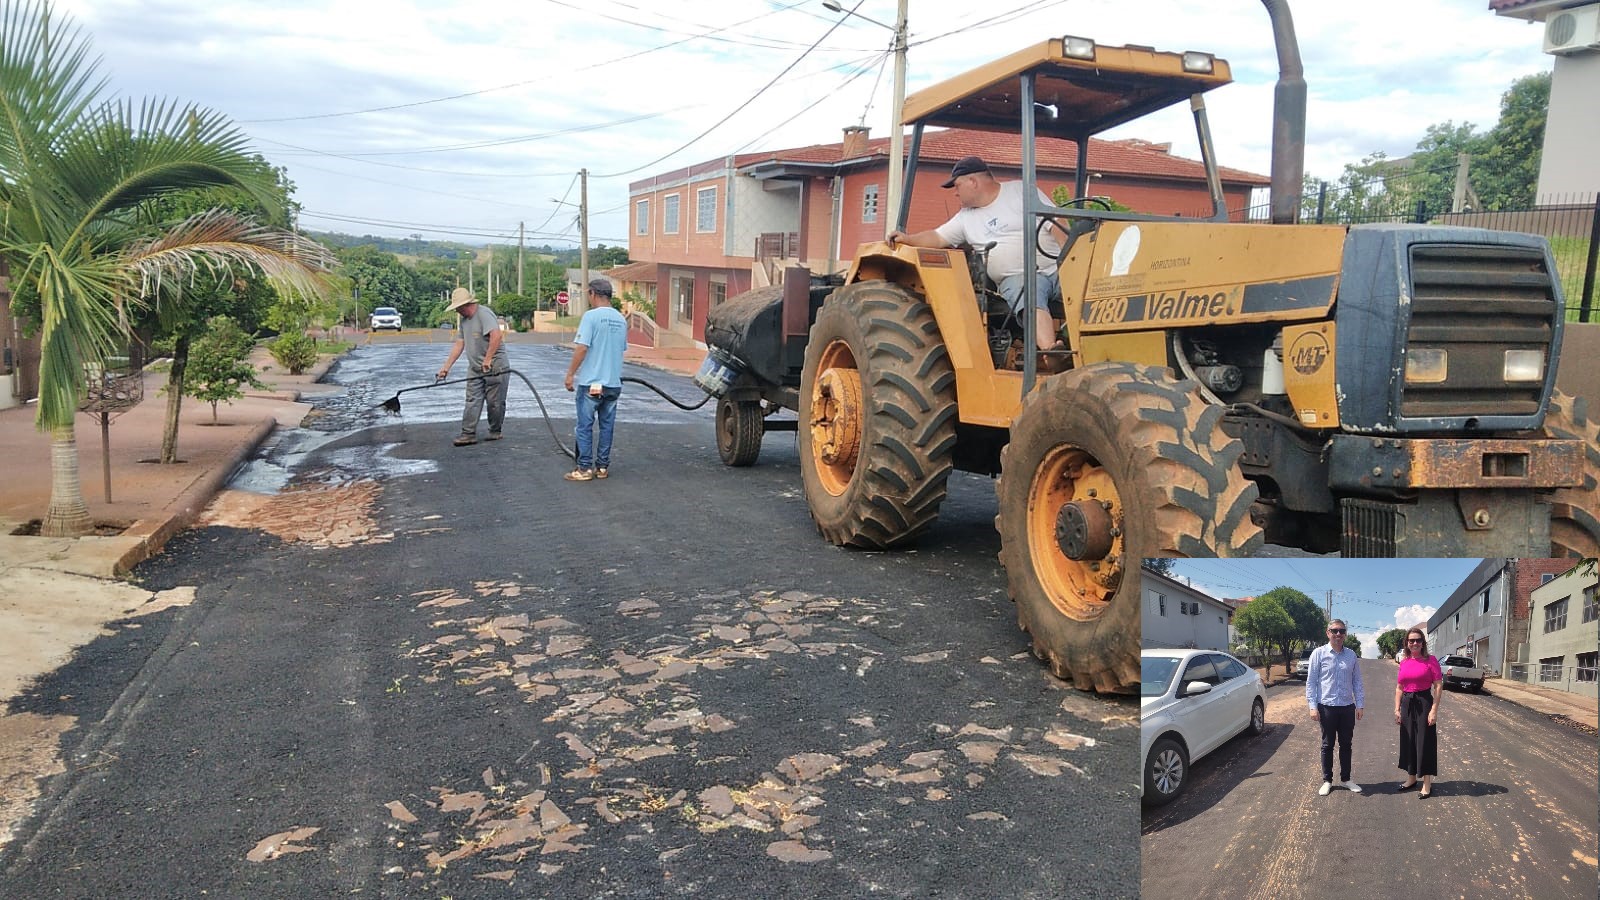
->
[124,208,336,305]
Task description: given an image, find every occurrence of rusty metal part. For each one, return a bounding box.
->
[1028,447,1121,620]
[809,351,864,495]
[1328,436,1584,492]
[1056,499,1114,560]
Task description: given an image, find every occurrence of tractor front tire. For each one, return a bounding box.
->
[1543,390,1600,557]
[996,363,1262,692]
[798,281,957,549]
[716,397,764,467]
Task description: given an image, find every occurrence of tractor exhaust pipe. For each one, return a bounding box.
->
[1262,0,1306,224]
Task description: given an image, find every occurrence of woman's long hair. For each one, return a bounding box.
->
[1403,627,1429,660]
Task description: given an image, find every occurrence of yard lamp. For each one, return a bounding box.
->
[823,0,908,240]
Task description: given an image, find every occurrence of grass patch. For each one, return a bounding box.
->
[1549,235,1595,321]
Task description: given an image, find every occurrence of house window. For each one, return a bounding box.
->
[663,194,680,234]
[1157,594,1166,617]
[1453,611,1459,629]
[1544,597,1569,633]
[1480,590,1489,614]
[1578,651,1598,683]
[1541,573,1556,584]
[1539,656,1564,682]
[696,186,717,233]
[1583,584,1597,624]
[863,184,879,223]
[709,280,727,308]
[635,199,649,235]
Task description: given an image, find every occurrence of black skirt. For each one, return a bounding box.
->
[1398,689,1437,777]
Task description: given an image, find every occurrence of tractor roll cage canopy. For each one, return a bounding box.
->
[893,36,1236,387]
[899,37,1233,140]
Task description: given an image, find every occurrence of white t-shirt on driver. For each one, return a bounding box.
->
[934,180,1061,283]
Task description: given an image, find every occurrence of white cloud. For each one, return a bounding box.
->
[1393,605,1436,633]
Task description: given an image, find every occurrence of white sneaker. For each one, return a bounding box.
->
[1318,781,1333,796]
[1345,781,1362,793]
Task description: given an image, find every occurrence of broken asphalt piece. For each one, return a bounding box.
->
[245,827,320,862]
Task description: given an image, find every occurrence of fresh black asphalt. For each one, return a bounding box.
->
[1,344,1139,899]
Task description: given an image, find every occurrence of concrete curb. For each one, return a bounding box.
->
[110,415,277,576]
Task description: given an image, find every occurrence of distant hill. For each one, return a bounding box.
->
[304,231,617,268]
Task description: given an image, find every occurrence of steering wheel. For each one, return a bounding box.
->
[1036,197,1113,260]
[1059,196,1114,211]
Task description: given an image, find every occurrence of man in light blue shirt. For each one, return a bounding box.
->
[1305,618,1364,795]
[562,278,628,481]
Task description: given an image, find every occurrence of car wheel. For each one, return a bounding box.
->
[1143,737,1188,807]
[1471,682,1482,694]
[1248,698,1266,735]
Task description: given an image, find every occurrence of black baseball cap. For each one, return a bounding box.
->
[942,155,990,188]
[588,278,614,297]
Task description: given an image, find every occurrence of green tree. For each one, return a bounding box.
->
[0,1,331,536]
[491,292,535,329]
[1376,628,1407,659]
[1232,597,1295,678]
[1251,587,1326,674]
[1474,72,1549,207]
[182,315,265,424]
[1344,634,1362,659]
[1142,558,1177,577]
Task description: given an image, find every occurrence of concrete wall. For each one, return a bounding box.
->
[1539,49,1600,200]
[1142,573,1231,651]
[1526,564,1600,698]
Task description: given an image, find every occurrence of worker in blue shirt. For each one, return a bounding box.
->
[1305,618,1364,796]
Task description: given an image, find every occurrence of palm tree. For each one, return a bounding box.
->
[1,0,332,536]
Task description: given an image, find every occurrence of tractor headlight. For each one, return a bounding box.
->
[1181,51,1215,74]
[1405,348,1448,383]
[1062,36,1096,60]
[1503,349,1544,383]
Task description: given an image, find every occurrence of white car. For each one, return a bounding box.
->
[369,306,403,331]
[1141,648,1266,807]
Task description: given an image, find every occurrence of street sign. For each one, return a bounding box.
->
[556,290,569,306]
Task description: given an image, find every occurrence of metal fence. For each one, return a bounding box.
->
[1505,662,1600,698]
[1185,177,1599,323]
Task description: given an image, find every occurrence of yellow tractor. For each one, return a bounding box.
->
[699,1,1599,693]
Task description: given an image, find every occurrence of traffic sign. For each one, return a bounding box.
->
[556,290,570,306]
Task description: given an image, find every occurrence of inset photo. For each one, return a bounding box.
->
[1140,558,1598,900]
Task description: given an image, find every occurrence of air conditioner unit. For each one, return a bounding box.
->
[1543,4,1600,55]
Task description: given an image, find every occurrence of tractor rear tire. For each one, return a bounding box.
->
[716,397,764,467]
[1542,390,1600,557]
[996,363,1262,692]
[799,281,957,548]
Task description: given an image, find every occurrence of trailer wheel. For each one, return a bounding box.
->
[1543,390,1600,557]
[716,397,764,467]
[799,280,956,548]
[996,363,1261,692]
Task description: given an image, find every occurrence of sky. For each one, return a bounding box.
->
[1161,558,1490,659]
[50,0,1554,248]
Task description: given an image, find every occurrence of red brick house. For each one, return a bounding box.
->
[627,127,1269,346]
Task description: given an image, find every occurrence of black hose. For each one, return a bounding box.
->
[376,367,710,462]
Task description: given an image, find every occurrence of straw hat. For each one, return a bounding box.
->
[446,287,477,312]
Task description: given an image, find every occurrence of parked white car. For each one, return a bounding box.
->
[369,306,403,331]
[1141,648,1266,806]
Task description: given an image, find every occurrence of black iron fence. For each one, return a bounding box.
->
[1198,182,1599,323]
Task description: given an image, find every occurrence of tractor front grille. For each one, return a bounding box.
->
[1401,244,1557,420]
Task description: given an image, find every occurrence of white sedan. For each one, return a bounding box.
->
[1141,648,1266,807]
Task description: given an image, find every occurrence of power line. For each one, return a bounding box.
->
[240,1,825,125]
[594,4,856,179]
[257,108,691,162]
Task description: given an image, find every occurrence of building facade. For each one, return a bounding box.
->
[1142,570,1234,652]
[1503,558,1581,674]
[1427,559,1513,675]
[1491,0,1600,200]
[1525,561,1600,696]
[628,127,1269,347]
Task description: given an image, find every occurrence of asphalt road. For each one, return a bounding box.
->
[1141,657,1599,900]
[1,343,1139,899]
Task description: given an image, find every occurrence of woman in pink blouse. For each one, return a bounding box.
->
[1393,627,1443,798]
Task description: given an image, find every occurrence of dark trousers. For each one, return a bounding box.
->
[1318,703,1356,782]
[1398,691,1438,777]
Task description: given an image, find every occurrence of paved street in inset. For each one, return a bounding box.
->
[1142,657,1598,900]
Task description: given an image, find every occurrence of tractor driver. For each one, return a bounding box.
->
[888,155,1065,352]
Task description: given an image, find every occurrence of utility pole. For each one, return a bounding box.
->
[1326,590,1333,624]
[579,168,590,298]
[487,245,494,305]
[468,257,474,294]
[887,0,908,238]
[518,221,525,296]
